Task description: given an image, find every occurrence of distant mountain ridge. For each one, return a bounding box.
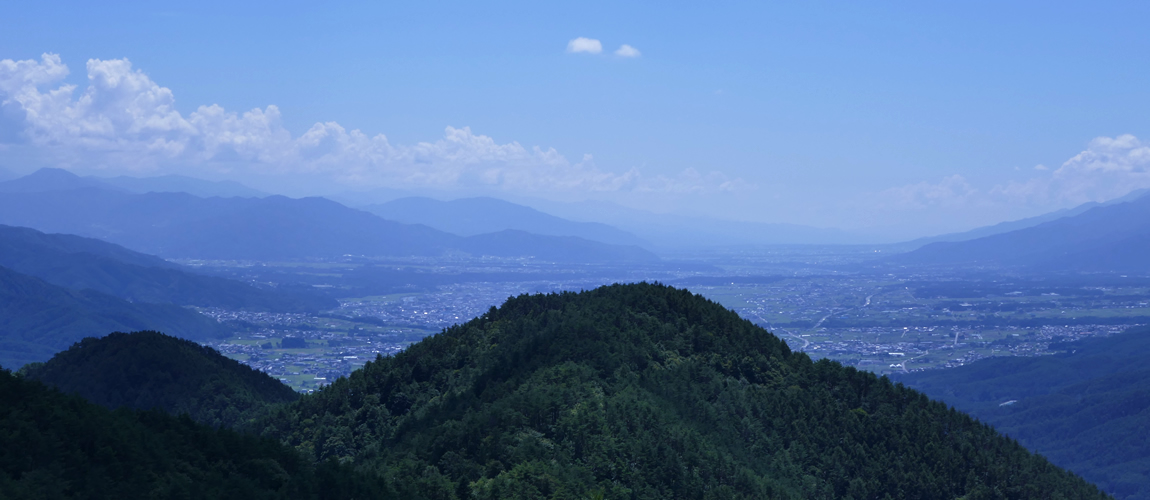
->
[0,168,268,198]
[0,169,659,263]
[905,188,1150,248]
[0,224,336,312]
[362,196,649,247]
[519,198,869,247]
[98,174,270,198]
[892,192,1150,272]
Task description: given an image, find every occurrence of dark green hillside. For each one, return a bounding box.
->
[262,283,1105,499]
[896,326,1150,500]
[0,266,228,370]
[22,331,299,428]
[0,369,391,499]
[0,224,336,312]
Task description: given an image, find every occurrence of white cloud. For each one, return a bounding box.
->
[876,133,1150,217]
[0,53,742,196]
[614,44,641,58]
[566,37,603,54]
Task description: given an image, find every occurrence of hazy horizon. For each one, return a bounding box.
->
[3,1,1149,240]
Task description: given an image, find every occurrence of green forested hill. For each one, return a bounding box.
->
[0,369,390,499]
[261,283,1105,499]
[0,266,228,369]
[21,331,299,428]
[895,326,1150,500]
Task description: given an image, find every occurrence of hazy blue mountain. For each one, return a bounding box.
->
[361,196,649,247]
[0,265,228,369]
[518,198,870,247]
[0,167,121,193]
[895,325,1150,499]
[22,331,299,428]
[0,224,335,311]
[905,188,1150,248]
[894,194,1150,272]
[328,186,417,207]
[0,166,14,181]
[0,171,659,263]
[97,174,269,198]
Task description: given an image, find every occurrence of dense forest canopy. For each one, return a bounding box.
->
[897,325,1150,500]
[259,283,1105,499]
[0,369,390,499]
[21,331,299,428]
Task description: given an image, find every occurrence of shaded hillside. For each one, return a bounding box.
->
[895,326,1150,499]
[261,283,1104,499]
[894,194,1150,272]
[0,266,227,369]
[0,170,657,263]
[362,196,648,247]
[22,331,299,428]
[0,369,391,499]
[0,225,335,311]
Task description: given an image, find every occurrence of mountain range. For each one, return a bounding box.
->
[361,196,649,247]
[890,191,1150,272]
[523,198,869,247]
[0,265,228,369]
[905,188,1150,248]
[0,169,658,264]
[0,167,268,198]
[0,224,335,311]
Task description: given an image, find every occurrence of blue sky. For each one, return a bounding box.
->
[2,1,1149,238]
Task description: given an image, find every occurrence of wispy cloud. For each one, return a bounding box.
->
[614,44,641,58]
[876,134,1150,213]
[566,37,602,54]
[0,53,744,196]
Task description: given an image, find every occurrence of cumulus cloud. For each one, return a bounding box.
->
[566,37,603,54]
[0,53,742,195]
[614,44,641,58]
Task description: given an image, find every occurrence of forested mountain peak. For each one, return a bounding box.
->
[262,283,1105,499]
[22,331,298,428]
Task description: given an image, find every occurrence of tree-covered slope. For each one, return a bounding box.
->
[261,283,1105,499]
[0,266,228,370]
[21,331,299,428]
[895,326,1150,500]
[0,224,336,312]
[0,369,391,499]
